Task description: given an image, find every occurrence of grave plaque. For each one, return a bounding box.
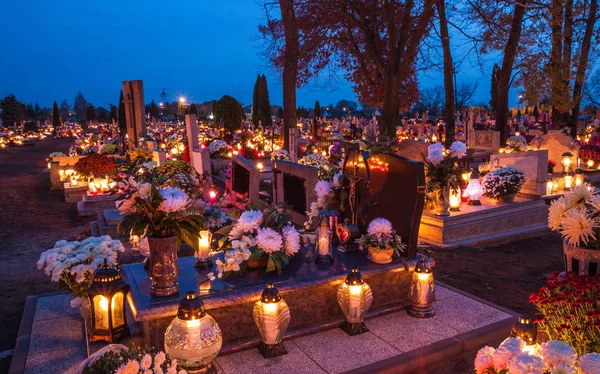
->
[365,154,426,258]
[272,160,318,229]
[231,155,260,208]
[539,132,580,169]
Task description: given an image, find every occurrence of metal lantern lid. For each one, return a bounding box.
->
[93,258,122,283]
[511,315,537,344]
[414,257,432,274]
[345,268,364,285]
[260,284,282,303]
[177,291,206,320]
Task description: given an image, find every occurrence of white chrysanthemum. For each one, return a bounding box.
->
[541,340,577,372]
[579,353,600,374]
[507,353,544,374]
[427,142,445,165]
[140,354,152,370]
[116,359,140,374]
[138,183,152,200]
[154,351,166,367]
[256,227,283,253]
[315,180,332,200]
[449,141,467,159]
[158,187,190,213]
[282,225,301,256]
[236,210,263,233]
[549,197,570,231]
[367,218,393,237]
[560,207,598,246]
[570,184,595,203]
[493,338,525,370]
[474,346,496,374]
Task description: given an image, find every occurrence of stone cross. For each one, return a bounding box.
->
[185,114,212,185]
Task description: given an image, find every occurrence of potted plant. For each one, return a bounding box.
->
[210,206,301,280]
[116,179,205,297]
[482,167,526,203]
[505,135,529,152]
[424,141,466,216]
[357,218,405,264]
[79,346,186,374]
[548,184,600,275]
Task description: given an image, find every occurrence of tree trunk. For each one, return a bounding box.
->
[381,74,400,138]
[437,0,455,146]
[550,0,569,127]
[495,1,527,146]
[571,0,598,126]
[280,0,298,152]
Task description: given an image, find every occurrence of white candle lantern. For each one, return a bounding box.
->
[164,292,222,373]
[465,178,484,206]
[337,268,373,335]
[194,230,213,269]
[449,188,461,212]
[315,215,333,264]
[408,257,436,318]
[253,284,290,358]
[564,174,573,190]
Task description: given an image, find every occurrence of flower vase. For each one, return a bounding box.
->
[436,187,451,216]
[247,255,269,270]
[563,242,600,275]
[368,247,394,264]
[148,232,180,297]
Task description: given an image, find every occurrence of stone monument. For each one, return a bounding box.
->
[122,80,147,148]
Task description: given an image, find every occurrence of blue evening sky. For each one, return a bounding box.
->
[0,0,517,109]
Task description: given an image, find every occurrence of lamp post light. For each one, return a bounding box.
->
[337,268,373,336]
[164,291,222,373]
[407,257,436,318]
[253,284,290,358]
[87,259,130,343]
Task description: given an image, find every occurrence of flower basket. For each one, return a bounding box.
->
[563,241,600,275]
[368,247,394,264]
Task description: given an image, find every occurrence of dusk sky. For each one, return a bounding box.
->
[1,0,516,109]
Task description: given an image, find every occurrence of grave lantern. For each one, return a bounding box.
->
[337,268,373,336]
[194,230,213,269]
[449,187,461,212]
[561,152,573,173]
[574,169,584,187]
[465,171,484,206]
[564,174,573,190]
[87,259,130,342]
[164,291,222,373]
[408,257,435,318]
[315,215,333,264]
[587,159,594,169]
[253,284,290,358]
[546,177,554,195]
[511,316,539,355]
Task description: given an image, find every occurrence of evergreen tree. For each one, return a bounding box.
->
[533,104,539,120]
[85,104,96,122]
[52,101,61,128]
[189,103,197,115]
[0,94,25,127]
[118,90,126,135]
[109,104,118,123]
[214,95,245,132]
[490,64,500,112]
[259,74,272,127]
[73,91,89,122]
[314,101,321,118]
[34,102,41,117]
[252,74,261,126]
[277,106,284,118]
[59,99,71,119]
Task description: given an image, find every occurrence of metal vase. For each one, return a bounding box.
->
[436,186,451,216]
[148,234,180,297]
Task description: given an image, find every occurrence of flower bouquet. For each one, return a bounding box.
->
[357,218,405,264]
[530,272,600,355]
[271,149,291,162]
[474,337,600,374]
[304,175,345,229]
[482,167,525,203]
[548,184,600,248]
[210,206,300,280]
[424,141,466,215]
[298,153,340,181]
[208,140,230,159]
[37,236,124,298]
[81,346,186,374]
[505,135,529,152]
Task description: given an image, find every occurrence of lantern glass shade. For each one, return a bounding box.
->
[575,171,584,187]
[465,179,484,205]
[337,282,373,323]
[253,284,290,358]
[511,316,537,345]
[164,292,222,371]
[408,258,436,318]
[87,259,130,342]
[449,188,461,211]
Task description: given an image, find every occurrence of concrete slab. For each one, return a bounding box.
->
[103,209,123,227]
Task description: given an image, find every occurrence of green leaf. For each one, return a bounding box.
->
[266,255,276,272]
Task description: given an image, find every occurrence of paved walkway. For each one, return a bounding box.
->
[15,284,515,373]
